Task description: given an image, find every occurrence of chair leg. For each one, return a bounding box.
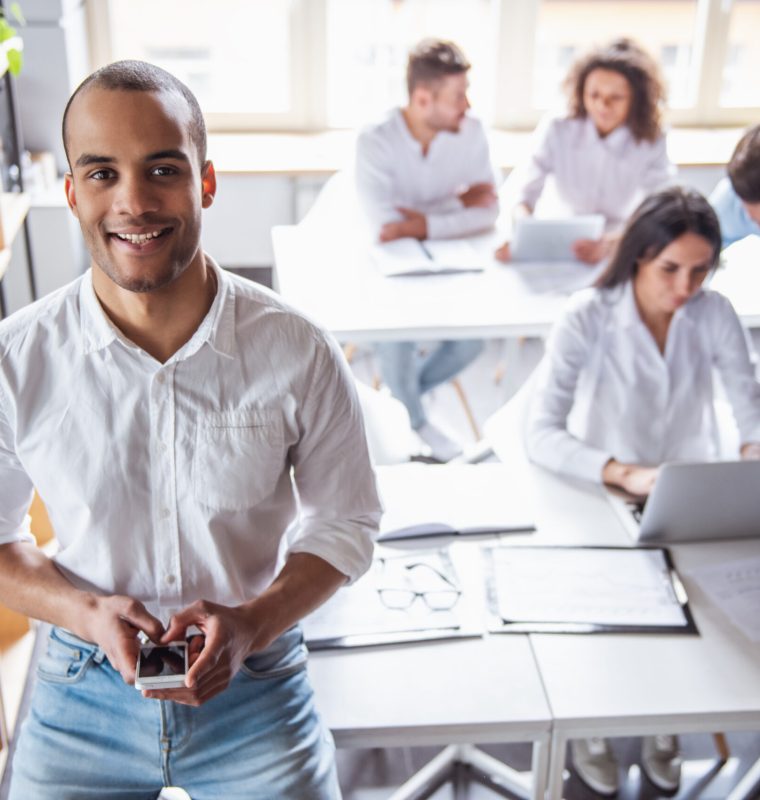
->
[450,378,480,440]
[713,732,730,762]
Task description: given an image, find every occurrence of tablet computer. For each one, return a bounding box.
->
[511,215,605,262]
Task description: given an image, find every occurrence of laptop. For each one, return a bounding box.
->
[511,215,605,262]
[608,460,760,544]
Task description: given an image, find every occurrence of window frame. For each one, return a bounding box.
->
[91,0,760,132]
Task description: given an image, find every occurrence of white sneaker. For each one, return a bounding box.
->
[415,421,463,462]
[570,737,619,796]
[641,734,681,793]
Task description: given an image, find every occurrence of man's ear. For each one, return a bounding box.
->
[201,161,217,209]
[411,84,433,112]
[64,172,79,219]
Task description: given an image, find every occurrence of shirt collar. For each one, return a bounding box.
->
[78,253,237,361]
[582,115,632,154]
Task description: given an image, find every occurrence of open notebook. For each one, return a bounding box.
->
[376,463,536,542]
[371,237,487,277]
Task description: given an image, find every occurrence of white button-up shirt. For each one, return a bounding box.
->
[355,108,499,240]
[515,115,675,229]
[526,282,760,483]
[0,258,381,621]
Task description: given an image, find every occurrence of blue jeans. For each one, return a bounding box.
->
[10,626,340,800]
[374,339,484,429]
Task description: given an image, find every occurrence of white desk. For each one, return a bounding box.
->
[271,223,595,342]
[533,537,760,800]
[271,223,760,343]
[310,462,760,799]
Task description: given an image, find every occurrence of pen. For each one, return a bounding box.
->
[419,240,434,260]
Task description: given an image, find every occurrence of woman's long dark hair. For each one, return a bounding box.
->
[564,38,666,142]
[596,187,722,289]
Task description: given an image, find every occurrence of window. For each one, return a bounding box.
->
[720,0,760,108]
[326,0,497,128]
[93,0,760,131]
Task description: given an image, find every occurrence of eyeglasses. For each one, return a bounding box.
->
[376,560,462,611]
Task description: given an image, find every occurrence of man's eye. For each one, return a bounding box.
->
[90,169,113,181]
[152,166,177,177]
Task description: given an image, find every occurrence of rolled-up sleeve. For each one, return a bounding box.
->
[355,129,402,237]
[287,334,382,583]
[515,116,556,212]
[525,302,612,483]
[425,122,500,240]
[0,386,35,546]
[712,294,760,445]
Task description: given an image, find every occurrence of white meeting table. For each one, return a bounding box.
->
[271,224,760,343]
[307,461,760,800]
[536,536,760,800]
[307,461,632,800]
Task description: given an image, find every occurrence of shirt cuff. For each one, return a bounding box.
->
[559,446,612,485]
[287,514,380,584]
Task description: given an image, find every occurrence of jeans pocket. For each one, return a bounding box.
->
[239,626,308,681]
[36,630,97,685]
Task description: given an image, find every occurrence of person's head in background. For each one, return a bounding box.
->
[728,125,760,227]
[406,39,471,135]
[564,38,666,142]
[597,186,721,319]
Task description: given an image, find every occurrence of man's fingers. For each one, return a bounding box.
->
[185,626,225,687]
[118,599,165,641]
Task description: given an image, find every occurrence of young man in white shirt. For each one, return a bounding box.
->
[0,61,381,799]
[355,39,499,461]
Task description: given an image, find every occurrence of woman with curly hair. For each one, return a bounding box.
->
[496,38,675,265]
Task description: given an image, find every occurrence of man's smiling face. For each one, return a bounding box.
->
[64,86,214,294]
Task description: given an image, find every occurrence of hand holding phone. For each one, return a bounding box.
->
[134,641,188,690]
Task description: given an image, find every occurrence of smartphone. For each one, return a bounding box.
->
[134,641,188,690]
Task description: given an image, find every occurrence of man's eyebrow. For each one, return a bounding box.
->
[147,149,190,163]
[75,153,114,168]
[74,149,191,169]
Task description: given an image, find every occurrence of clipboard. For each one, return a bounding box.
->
[484,545,698,635]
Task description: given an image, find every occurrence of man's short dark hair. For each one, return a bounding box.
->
[728,125,760,204]
[406,39,470,96]
[62,60,207,169]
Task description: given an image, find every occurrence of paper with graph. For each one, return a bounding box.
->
[485,546,695,632]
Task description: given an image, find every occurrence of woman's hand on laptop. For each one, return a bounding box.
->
[740,442,760,460]
[602,459,659,497]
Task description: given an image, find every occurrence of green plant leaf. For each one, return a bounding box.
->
[7,48,22,76]
[0,20,16,43]
[9,3,26,26]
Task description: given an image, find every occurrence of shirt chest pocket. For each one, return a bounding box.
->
[193,410,285,512]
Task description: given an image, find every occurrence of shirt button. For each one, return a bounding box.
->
[156,373,165,385]
[165,574,176,585]
[159,508,170,520]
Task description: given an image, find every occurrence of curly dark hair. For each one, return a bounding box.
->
[564,38,666,143]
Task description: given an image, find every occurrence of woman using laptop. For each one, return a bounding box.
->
[495,38,674,265]
[525,185,760,796]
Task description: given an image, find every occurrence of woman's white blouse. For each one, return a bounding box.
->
[526,283,760,483]
[515,115,675,228]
